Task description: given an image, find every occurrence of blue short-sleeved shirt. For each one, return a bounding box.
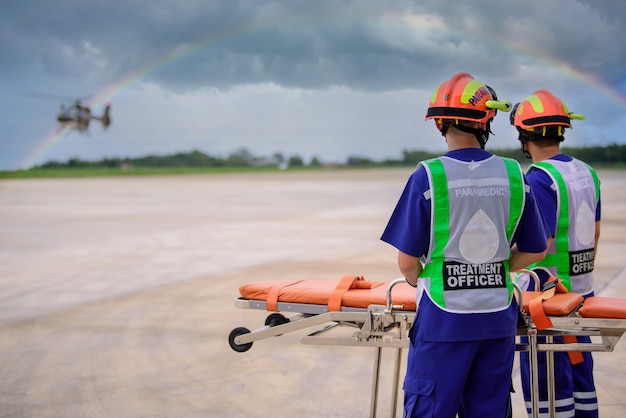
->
[381,148,550,341]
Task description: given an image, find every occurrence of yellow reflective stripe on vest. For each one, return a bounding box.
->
[503,158,524,242]
[421,158,448,307]
[528,161,572,289]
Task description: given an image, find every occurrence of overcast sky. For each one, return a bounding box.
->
[1,0,625,170]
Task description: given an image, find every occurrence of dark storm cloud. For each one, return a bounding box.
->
[1,0,625,170]
[2,0,625,93]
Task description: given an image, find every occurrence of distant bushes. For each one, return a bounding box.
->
[31,143,626,171]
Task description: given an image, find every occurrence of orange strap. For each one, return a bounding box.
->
[562,335,584,364]
[328,275,364,312]
[528,276,584,364]
[266,280,303,311]
[528,276,569,330]
[528,284,557,330]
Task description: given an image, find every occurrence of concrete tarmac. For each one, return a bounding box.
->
[1,168,625,417]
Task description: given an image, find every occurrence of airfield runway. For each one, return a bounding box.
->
[1,168,625,417]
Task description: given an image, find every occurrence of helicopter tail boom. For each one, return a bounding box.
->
[97,103,111,128]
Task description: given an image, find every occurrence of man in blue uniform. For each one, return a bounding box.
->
[381,73,549,418]
[511,90,601,417]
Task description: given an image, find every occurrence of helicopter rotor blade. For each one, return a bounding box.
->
[22,92,90,105]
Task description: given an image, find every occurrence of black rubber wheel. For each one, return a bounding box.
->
[229,327,253,352]
[264,313,289,327]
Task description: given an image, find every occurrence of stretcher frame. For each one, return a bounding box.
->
[229,274,626,418]
[230,278,413,418]
[515,269,626,418]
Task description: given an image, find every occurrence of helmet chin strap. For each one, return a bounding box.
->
[518,134,532,159]
[449,123,489,149]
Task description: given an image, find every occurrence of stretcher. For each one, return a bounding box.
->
[228,273,626,418]
[229,275,415,418]
[516,270,626,418]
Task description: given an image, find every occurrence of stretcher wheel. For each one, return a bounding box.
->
[229,327,253,352]
[264,313,289,327]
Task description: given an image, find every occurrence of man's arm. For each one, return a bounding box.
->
[594,220,601,254]
[399,245,547,283]
[398,251,423,287]
[509,244,548,272]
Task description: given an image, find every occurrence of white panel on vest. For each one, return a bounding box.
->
[576,200,595,246]
[459,209,499,264]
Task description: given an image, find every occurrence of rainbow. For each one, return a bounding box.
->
[496,33,626,109]
[20,13,626,169]
[20,22,264,169]
[22,38,221,169]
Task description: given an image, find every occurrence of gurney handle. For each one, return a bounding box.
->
[515,268,542,292]
[386,278,410,313]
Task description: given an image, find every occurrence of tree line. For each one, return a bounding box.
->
[34,144,626,170]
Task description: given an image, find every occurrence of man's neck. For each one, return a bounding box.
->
[531,144,561,163]
[446,129,480,151]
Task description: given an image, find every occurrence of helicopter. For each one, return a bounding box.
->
[24,92,112,133]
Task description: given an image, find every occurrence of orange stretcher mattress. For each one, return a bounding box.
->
[521,292,626,319]
[238,275,417,312]
[239,275,626,319]
[521,291,584,316]
[579,297,626,319]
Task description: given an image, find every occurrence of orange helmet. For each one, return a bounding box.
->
[510,90,585,136]
[425,72,511,124]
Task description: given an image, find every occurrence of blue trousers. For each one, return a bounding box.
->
[519,335,598,417]
[403,327,515,418]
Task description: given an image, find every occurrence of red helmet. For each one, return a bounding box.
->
[510,90,585,135]
[425,72,511,124]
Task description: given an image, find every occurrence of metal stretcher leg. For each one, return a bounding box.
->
[546,335,556,418]
[519,313,626,418]
[368,346,403,418]
[526,332,558,418]
[370,347,382,418]
[528,329,540,418]
[390,348,402,418]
